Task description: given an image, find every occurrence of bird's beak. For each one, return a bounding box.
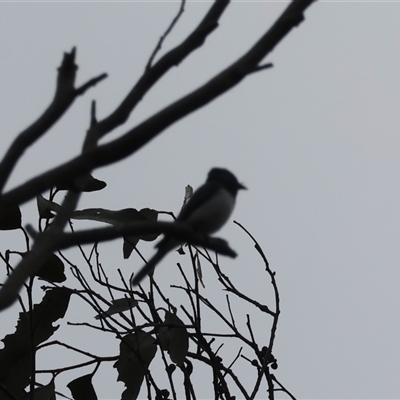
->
[238,182,247,190]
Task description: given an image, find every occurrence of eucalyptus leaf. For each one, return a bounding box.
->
[72,208,157,233]
[22,380,55,400]
[35,253,66,283]
[159,312,189,366]
[67,373,97,400]
[0,203,21,230]
[36,195,60,219]
[123,236,140,259]
[114,330,157,400]
[0,288,72,399]
[57,174,106,192]
[37,194,57,219]
[35,196,160,259]
[95,298,137,320]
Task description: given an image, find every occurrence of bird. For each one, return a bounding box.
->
[131,168,246,286]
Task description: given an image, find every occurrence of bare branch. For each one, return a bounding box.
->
[271,375,297,400]
[37,340,115,360]
[0,0,315,208]
[75,73,108,96]
[145,0,186,70]
[212,260,276,316]
[85,0,229,146]
[233,220,281,353]
[0,48,107,193]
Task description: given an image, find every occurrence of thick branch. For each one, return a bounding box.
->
[55,221,237,257]
[0,0,315,208]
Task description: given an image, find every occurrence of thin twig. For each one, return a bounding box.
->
[271,375,297,400]
[233,220,281,351]
[146,0,186,70]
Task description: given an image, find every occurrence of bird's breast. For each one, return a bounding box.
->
[186,188,235,234]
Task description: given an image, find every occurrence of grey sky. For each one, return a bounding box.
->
[1,1,400,398]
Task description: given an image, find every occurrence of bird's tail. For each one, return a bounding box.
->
[131,241,176,286]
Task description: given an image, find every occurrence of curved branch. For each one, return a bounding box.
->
[233,221,281,354]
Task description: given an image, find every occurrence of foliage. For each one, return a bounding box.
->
[0,195,291,399]
[0,288,71,400]
[0,185,294,399]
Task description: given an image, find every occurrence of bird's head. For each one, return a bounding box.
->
[207,168,246,195]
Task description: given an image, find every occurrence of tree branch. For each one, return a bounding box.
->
[0,0,315,208]
[56,221,238,257]
[145,0,186,71]
[0,219,236,311]
[0,190,81,311]
[0,47,107,193]
[83,0,229,150]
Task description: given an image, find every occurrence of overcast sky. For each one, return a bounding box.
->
[1,1,400,399]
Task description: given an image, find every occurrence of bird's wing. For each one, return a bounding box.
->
[177,182,218,221]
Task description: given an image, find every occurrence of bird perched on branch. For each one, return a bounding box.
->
[131,168,246,286]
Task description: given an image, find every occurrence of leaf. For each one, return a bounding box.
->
[122,236,139,259]
[95,298,138,320]
[37,194,57,219]
[80,175,107,192]
[122,208,159,259]
[35,197,160,259]
[36,198,158,237]
[195,255,205,288]
[72,208,157,234]
[72,207,133,224]
[159,312,189,366]
[35,253,66,283]
[0,288,72,400]
[22,380,56,400]
[136,208,159,240]
[114,330,157,400]
[71,207,159,259]
[67,374,97,400]
[57,174,106,192]
[0,203,21,230]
